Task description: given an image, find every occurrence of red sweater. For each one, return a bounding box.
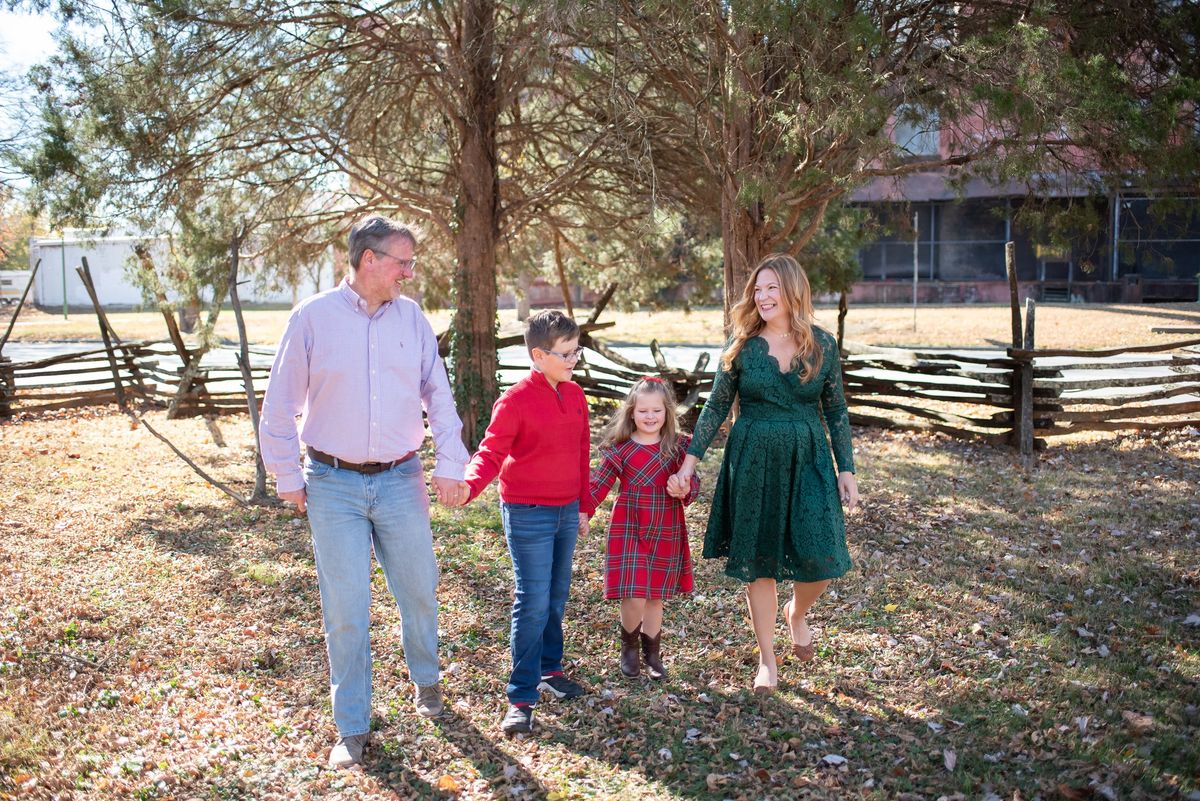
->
[465,370,595,514]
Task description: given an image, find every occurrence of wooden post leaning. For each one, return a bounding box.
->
[0,258,42,418]
[0,258,42,355]
[226,230,270,502]
[0,355,11,418]
[76,259,127,409]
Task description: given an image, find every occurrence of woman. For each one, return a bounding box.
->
[669,253,859,694]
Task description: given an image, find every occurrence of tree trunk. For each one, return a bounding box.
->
[450,0,501,448]
[721,187,764,327]
[720,81,765,331]
[837,290,849,352]
[516,269,531,321]
[227,230,270,503]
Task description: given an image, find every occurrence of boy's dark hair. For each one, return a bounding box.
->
[524,309,580,355]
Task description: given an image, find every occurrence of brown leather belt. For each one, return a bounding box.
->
[307,446,417,475]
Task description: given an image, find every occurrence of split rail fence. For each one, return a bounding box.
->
[0,341,268,417]
[840,336,1200,446]
[3,246,1198,458]
[5,330,1198,455]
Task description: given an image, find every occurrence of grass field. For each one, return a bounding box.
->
[5,301,1200,350]
[1,407,1197,800]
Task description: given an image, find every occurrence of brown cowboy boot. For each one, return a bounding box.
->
[620,623,642,677]
[641,629,667,681]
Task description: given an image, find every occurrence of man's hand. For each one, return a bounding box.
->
[279,487,307,514]
[432,476,470,507]
[578,512,589,537]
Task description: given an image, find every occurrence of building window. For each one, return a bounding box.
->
[937,200,1008,280]
[1118,196,1200,280]
[857,203,935,281]
[893,105,940,158]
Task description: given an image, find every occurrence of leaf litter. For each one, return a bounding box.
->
[0,407,1197,799]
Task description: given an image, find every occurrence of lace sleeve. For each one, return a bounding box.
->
[687,349,738,459]
[674,435,702,504]
[819,336,855,473]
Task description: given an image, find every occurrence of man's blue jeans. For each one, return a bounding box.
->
[501,500,579,705]
[304,457,440,737]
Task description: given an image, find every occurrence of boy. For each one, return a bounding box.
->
[464,309,594,735]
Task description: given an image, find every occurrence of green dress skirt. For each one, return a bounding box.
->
[687,330,854,582]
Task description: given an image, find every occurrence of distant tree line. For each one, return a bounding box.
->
[11,0,1199,443]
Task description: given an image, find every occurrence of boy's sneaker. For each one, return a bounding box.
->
[501,703,534,735]
[537,673,587,700]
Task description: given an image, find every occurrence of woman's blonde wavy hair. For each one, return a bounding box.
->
[721,253,823,382]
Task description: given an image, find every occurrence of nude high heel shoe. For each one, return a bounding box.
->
[784,599,816,662]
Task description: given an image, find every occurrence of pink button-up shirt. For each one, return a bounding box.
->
[259,278,469,493]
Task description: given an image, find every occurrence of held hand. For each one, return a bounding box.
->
[279,487,307,514]
[433,476,470,507]
[837,471,859,513]
[670,455,698,495]
[578,512,589,538]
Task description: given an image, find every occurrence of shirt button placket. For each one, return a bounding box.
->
[368,318,379,461]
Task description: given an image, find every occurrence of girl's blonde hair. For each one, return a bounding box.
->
[601,377,680,458]
[722,253,823,382]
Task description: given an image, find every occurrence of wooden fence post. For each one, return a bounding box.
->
[1005,242,1024,450]
[0,258,42,355]
[1019,297,1036,470]
[1006,242,1021,350]
[0,355,12,418]
[76,260,127,410]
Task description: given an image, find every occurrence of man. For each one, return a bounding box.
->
[259,214,470,769]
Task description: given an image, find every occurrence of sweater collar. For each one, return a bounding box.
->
[528,368,558,392]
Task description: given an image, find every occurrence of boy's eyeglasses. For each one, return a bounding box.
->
[545,347,584,362]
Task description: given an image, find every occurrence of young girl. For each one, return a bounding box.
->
[588,376,700,680]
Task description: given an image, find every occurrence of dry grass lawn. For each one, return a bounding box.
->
[5,301,1200,350]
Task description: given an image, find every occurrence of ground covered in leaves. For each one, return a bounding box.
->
[1,407,1197,800]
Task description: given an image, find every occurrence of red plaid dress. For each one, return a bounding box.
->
[589,435,701,600]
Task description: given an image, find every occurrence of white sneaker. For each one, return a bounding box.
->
[328,733,368,769]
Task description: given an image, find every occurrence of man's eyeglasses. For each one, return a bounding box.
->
[545,346,584,362]
[372,249,418,270]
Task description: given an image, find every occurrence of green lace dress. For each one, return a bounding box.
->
[687,329,855,583]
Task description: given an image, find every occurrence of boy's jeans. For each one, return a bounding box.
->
[501,500,580,705]
[305,456,441,737]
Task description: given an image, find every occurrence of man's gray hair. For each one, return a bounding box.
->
[347,215,419,270]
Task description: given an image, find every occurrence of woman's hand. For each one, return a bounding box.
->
[670,454,698,496]
[837,471,859,512]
